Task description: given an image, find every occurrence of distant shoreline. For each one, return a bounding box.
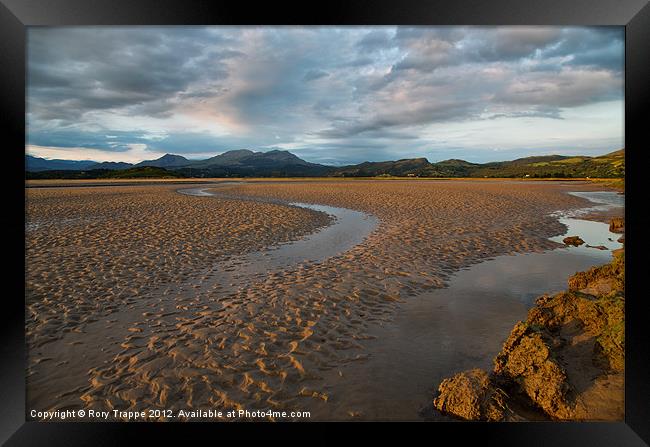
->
[25,176,624,190]
[26,148,625,180]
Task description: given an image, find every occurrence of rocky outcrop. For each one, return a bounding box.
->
[433,369,515,421]
[567,249,624,293]
[563,236,585,246]
[492,321,572,418]
[609,217,624,233]
[433,249,625,421]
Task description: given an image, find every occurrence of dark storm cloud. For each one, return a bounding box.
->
[28,27,238,121]
[27,26,624,164]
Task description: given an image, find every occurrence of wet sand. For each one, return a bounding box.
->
[25,180,620,420]
[311,212,623,420]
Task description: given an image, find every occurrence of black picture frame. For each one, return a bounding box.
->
[1,0,648,445]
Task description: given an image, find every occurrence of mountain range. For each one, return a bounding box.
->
[26,148,625,179]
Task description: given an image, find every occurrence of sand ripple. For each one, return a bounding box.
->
[27,180,597,420]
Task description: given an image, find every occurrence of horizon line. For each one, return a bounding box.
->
[25,146,624,167]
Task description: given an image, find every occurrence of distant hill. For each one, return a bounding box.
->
[505,155,571,165]
[192,149,257,168]
[26,166,184,180]
[329,157,480,178]
[26,155,97,171]
[331,158,430,177]
[418,159,482,177]
[25,148,625,179]
[135,154,190,168]
[330,149,624,178]
[26,155,138,172]
[469,149,625,178]
[180,149,330,177]
[195,149,314,168]
[89,161,134,170]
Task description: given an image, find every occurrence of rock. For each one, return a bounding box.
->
[568,250,624,293]
[563,236,584,246]
[586,244,608,251]
[433,368,511,421]
[592,294,625,372]
[493,323,572,419]
[578,278,615,297]
[617,235,624,244]
[609,217,624,233]
[431,250,625,421]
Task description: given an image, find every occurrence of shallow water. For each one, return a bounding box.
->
[26,184,624,419]
[178,186,379,273]
[27,185,379,414]
[312,189,624,421]
[549,191,623,256]
[550,218,623,255]
[566,191,624,213]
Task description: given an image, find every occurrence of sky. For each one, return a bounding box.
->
[26,26,624,165]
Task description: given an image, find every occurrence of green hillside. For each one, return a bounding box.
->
[26,149,624,180]
[326,149,624,178]
[331,158,431,177]
[471,149,625,178]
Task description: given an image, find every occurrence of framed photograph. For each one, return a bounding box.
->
[2,0,649,444]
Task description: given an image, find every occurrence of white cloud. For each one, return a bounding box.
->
[27,144,164,163]
[27,26,624,164]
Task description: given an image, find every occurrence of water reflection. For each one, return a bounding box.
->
[316,189,625,420]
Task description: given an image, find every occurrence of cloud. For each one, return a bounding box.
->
[28,129,150,151]
[486,107,563,120]
[474,27,563,60]
[303,69,330,82]
[495,68,621,107]
[27,26,624,164]
[27,144,162,163]
[27,27,238,123]
[317,100,476,138]
[542,27,624,71]
[356,29,395,52]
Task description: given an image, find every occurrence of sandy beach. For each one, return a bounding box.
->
[25,179,621,420]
